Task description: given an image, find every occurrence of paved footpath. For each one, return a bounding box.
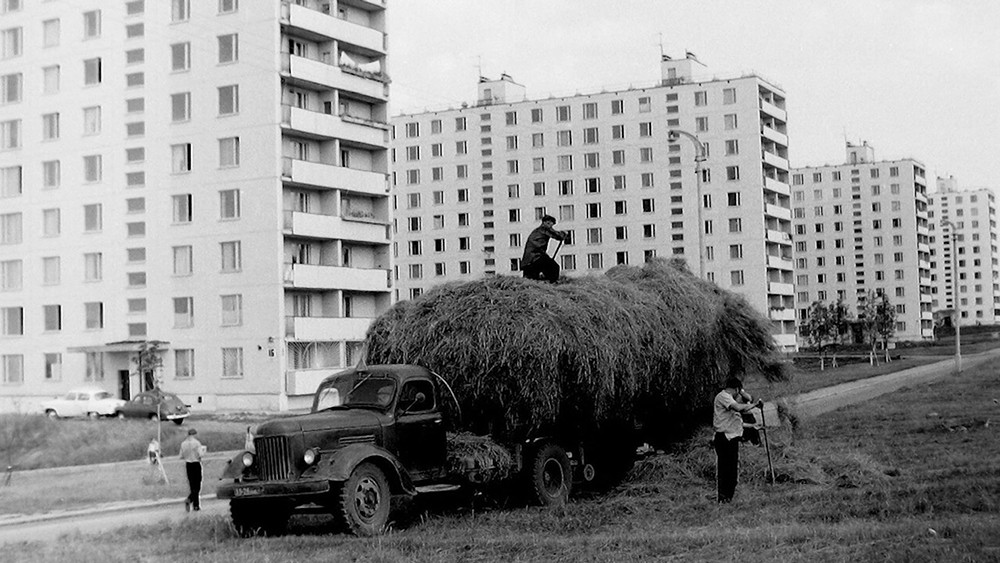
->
[2,347,998,544]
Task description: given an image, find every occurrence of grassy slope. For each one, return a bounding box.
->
[6,357,1000,562]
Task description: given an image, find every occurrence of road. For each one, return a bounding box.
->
[3,347,999,545]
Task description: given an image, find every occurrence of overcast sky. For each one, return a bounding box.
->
[388,0,999,192]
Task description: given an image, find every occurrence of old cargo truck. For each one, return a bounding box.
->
[217,364,637,536]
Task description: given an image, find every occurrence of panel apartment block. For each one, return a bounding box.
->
[0,0,391,413]
[791,142,934,341]
[927,176,1000,325]
[390,56,797,351]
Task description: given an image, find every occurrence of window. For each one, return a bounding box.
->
[83,155,102,182]
[40,256,59,285]
[1,306,22,335]
[586,202,601,219]
[556,105,571,121]
[1,26,21,58]
[169,42,191,72]
[0,260,20,291]
[172,0,190,21]
[558,179,573,196]
[724,114,737,130]
[641,172,654,188]
[611,99,624,114]
[730,270,745,286]
[84,58,102,85]
[639,122,653,137]
[638,96,650,112]
[218,85,239,115]
[43,65,59,94]
[584,153,599,169]
[726,166,740,181]
[505,110,517,125]
[729,244,743,260]
[219,137,240,167]
[1,119,20,149]
[2,355,22,384]
[694,91,707,106]
[219,0,238,13]
[725,139,739,155]
[43,304,62,331]
[42,19,59,48]
[83,106,101,134]
[1,73,21,104]
[172,143,192,173]
[42,208,60,237]
[175,349,194,379]
[556,130,572,147]
[0,166,19,197]
[173,297,194,328]
[82,203,102,232]
[218,33,239,64]
[558,204,574,222]
[0,212,20,244]
[695,116,709,132]
[84,302,103,329]
[221,241,241,272]
[222,348,244,378]
[640,148,653,163]
[171,92,191,122]
[612,124,625,140]
[723,87,736,104]
[728,218,742,233]
[583,102,598,119]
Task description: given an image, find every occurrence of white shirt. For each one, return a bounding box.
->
[713,390,744,440]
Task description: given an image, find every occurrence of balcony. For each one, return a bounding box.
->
[282,105,388,148]
[764,203,792,221]
[284,210,389,244]
[772,333,798,350]
[282,158,387,195]
[761,150,789,170]
[286,368,340,396]
[763,176,791,197]
[768,308,796,322]
[917,242,930,254]
[286,315,373,341]
[284,263,390,292]
[768,282,794,295]
[282,54,387,102]
[759,98,787,121]
[283,1,385,55]
[766,255,794,270]
[760,124,788,146]
[765,229,792,244]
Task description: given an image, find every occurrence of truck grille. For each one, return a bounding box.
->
[255,436,293,481]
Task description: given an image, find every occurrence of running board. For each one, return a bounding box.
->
[415,483,462,494]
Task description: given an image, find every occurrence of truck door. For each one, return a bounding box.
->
[395,379,447,480]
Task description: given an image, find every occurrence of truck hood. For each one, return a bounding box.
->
[256,409,384,436]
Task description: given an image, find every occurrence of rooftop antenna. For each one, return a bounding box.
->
[658,33,664,59]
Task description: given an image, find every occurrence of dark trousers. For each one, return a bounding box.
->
[714,433,740,503]
[522,255,560,282]
[185,462,202,508]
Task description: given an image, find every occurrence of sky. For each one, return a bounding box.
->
[387,0,1000,192]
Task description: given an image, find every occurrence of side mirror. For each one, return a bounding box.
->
[400,392,427,414]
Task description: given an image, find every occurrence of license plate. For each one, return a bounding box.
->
[234,486,263,497]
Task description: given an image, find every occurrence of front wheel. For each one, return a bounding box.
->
[87,411,100,420]
[338,462,390,536]
[148,413,158,421]
[45,409,58,419]
[527,443,572,507]
[116,411,126,420]
[230,499,290,537]
[172,418,184,426]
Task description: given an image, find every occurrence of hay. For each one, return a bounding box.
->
[365,259,786,443]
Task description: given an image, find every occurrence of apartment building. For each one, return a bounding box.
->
[0,0,391,412]
[390,55,797,351]
[927,176,1000,325]
[791,142,934,341]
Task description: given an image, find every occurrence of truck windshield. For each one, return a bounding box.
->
[313,373,396,412]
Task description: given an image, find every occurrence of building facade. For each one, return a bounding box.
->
[791,142,934,342]
[0,0,391,412]
[928,176,1000,325]
[390,56,797,351]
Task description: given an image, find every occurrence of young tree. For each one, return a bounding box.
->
[804,300,834,370]
[132,340,164,392]
[827,299,853,368]
[860,291,881,365]
[875,295,898,363]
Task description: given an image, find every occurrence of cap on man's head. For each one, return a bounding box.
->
[541,214,557,224]
[187,428,198,435]
[724,377,743,390]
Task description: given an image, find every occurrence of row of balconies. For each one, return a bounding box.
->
[282,53,388,102]
[283,209,390,244]
[760,123,789,146]
[283,262,391,292]
[282,157,388,195]
[281,1,386,56]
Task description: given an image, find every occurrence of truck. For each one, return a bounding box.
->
[216,364,638,536]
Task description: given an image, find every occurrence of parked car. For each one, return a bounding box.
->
[42,388,125,419]
[114,390,190,424]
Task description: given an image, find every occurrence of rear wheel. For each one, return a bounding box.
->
[45,409,58,419]
[116,411,126,420]
[172,418,184,426]
[337,462,390,536]
[148,413,159,421]
[527,443,572,507]
[87,411,100,420]
[230,499,290,537]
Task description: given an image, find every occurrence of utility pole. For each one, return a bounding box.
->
[940,219,962,373]
[668,129,707,278]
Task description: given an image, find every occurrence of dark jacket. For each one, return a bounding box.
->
[521,225,567,267]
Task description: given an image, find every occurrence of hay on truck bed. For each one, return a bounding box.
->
[364,259,786,446]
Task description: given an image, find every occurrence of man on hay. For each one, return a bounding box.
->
[521,215,569,282]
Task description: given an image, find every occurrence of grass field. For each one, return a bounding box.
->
[5,355,1000,562]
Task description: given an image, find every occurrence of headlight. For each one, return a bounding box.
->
[241,452,254,467]
[303,448,319,465]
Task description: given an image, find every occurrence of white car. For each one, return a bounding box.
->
[42,388,125,419]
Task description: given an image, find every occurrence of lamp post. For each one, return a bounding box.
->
[940,219,962,373]
[668,129,707,278]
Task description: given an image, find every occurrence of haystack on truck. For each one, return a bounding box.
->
[217,261,783,537]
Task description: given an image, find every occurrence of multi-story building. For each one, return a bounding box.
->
[0,0,391,412]
[390,55,797,351]
[928,176,1000,325]
[791,142,934,341]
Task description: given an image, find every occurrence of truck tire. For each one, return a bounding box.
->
[338,462,390,536]
[527,443,572,507]
[230,499,290,537]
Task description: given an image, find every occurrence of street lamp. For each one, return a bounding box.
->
[940,218,962,373]
[668,129,707,278]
